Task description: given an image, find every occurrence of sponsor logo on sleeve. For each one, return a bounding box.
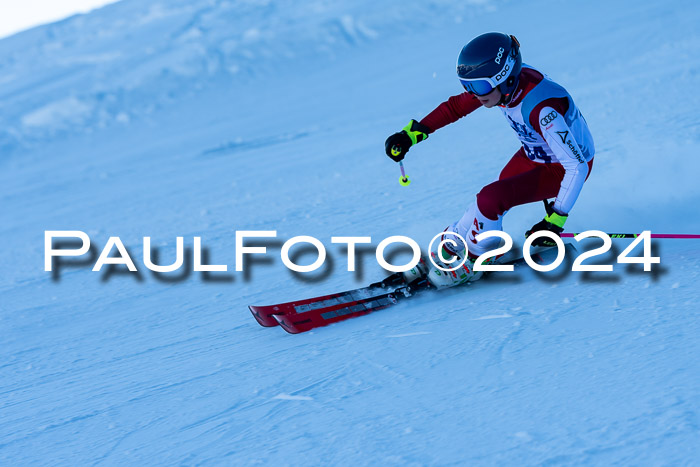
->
[540,110,558,126]
[555,130,584,163]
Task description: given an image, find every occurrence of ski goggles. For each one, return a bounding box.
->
[459,78,496,96]
[458,52,516,96]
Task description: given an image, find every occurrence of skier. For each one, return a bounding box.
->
[385,32,595,288]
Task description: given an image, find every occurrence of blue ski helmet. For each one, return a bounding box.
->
[456,32,522,104]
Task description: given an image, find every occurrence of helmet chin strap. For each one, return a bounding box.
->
[498,75,521,106]
[497,88,510,106]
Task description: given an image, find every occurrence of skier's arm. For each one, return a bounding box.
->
[538,106,589,215]
[384,93,481,162]
[419,92,482,132]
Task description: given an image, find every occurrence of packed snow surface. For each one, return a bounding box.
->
[2,0,699,464]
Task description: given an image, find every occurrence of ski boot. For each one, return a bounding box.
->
[402,257,429,284]
[426,244,484,289]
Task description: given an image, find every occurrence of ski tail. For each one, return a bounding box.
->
[248,272,408,328]
[249,305,281,327]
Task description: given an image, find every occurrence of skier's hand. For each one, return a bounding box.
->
[385,119,430,162]
[525,201,567,247]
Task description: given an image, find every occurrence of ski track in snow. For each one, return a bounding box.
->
[472,313,514,320]
[272,394,314,401]
[1,0,700,464]
[387,331,433,338]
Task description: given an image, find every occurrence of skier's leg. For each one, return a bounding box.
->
[427,202,505,288]
[479,157,593,220]
[477,164,562,221]
[428,149,552,288]
[498,147,538,180]
[428,148,589,288]
[442,148,540,258]
[444,202,502,257]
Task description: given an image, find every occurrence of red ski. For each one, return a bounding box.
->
[248,272,411,328]
[271,280,429,333]
[248,244,576,334]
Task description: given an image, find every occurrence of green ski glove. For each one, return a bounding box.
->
[384,119,431,162]
[526,201,568,247]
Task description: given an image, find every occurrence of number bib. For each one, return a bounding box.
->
[502,111,553,163]
[500,65,594,165]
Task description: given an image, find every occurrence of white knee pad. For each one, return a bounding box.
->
[446,202,503,257]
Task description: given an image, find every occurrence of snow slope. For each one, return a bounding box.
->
[1,0,699,464]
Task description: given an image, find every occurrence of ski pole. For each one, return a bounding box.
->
[398,161,411,187]
[390,144,411,186]
[561,233,700,239]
